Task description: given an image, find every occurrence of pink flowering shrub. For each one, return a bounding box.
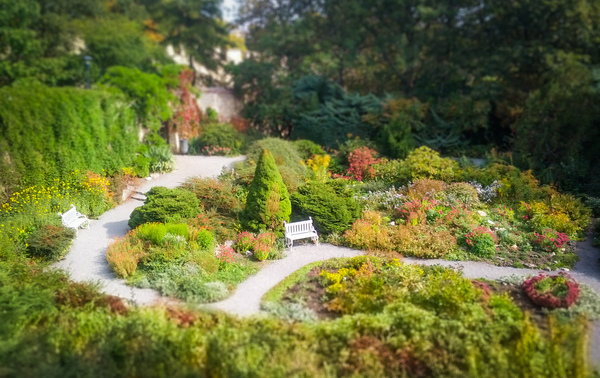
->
[253,242,270,261]
[233,231,277,260]
[234,231,255,253]
[531,228,569,253]
[216,245,235,264]
[256,231,276,247]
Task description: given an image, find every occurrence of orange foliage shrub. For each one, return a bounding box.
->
[393,224,457,258]
[106,236,147,278]
[405,179,446,200]
[344,211,395,252]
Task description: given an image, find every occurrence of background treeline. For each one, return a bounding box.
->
[0,0,227,87]
[0,0,232,198]
[231,0,600,196]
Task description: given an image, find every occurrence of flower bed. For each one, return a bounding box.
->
[522,273,580,309]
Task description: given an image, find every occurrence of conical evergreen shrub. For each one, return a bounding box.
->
[242,149,291,233]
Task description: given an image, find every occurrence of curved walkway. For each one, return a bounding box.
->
[54,155,245,304]
[54,155,600,362]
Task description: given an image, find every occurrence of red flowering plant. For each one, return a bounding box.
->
[397,197,438,226]
[522,272,580,309]
[464,226,497,257]
[519,202,532,221]
[331,173,353,180]
[256,231,277,247]
[347,147,381,181]
[216,245,235,265]
[252,242,270,261]
[234,231,255,253]
[531,228,569,253]
[492,204,515,223]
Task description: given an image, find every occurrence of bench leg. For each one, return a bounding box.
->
[312,236,319,245]
[285,238,293,249]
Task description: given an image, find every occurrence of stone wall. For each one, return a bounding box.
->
[196,87,242,122]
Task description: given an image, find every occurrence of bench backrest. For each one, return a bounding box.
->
[285,219,313,235]
[59,206,79,224]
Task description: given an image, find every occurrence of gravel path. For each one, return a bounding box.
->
[53,155,244,305]
[53,155,600,363]
[209,244,364,315]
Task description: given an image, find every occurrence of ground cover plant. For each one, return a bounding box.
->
[262,256,599,377]
[2,254,598,377]
[0,172,121,262]
[322,147,593,270]
[107,222,259,303]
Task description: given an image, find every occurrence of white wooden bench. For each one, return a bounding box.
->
[284,217,319,249]
[58,205,90,236]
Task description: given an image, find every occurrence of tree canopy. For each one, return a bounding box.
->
[0,0,229,87]
[233,0,600,195]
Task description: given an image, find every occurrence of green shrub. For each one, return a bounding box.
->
[165,223,190,239]
[0,84,139,194]
[128,186,200,229]
[189,123,245,155]
[232,138,306,192]
[398,146,458,182]
[145,145,175,173]
[583,196,600,217]
[136,223,190,246]
[137,263,229,303]
[181,177,243,217]
[293,139,326,159]
[196,229,215,251]
[442,182,480,209]
[246,138,305,175]
[521,200,589,239]
[291,180,362,234]
[241,150,291,233]
[25,225,75,261]
[550,194,592,236]
[464,226,497,258]
[136,222,168,245]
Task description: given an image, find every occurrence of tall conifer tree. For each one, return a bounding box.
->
[242,149,291,233]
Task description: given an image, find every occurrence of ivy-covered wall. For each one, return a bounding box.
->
[0,84,139,196]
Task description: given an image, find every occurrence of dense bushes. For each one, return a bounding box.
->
[189,123,245,155]
[181,178,243,217]
[245,138,305,175]
[128,186,200,229]
[263,256,595,377]
[292,139,325,159]
[231,137,306,192]
[107,223,259,302]
[25,225,75,261]
[0,84,140,197]
[291,180,362,234]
